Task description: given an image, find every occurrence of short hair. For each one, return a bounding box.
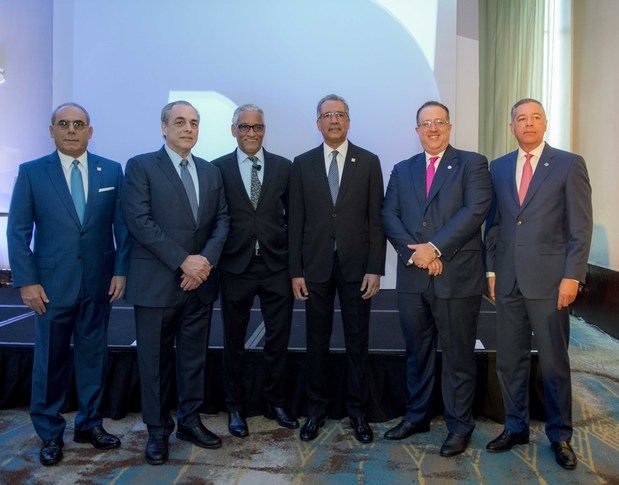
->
[51,102,90,125]
[416,101,449,125]
[510,98,546,121]
[316,94,349,119]
[232,104,264,124]
[161,100,200,124]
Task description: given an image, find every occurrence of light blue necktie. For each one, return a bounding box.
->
[328,150,339,204]
[180,159,199,221]
[71,160,86,224]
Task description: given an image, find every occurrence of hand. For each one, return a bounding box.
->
[108,275,126,302]
[427,258,443,276]
[20,284,49,315]
[180,273,202,291]
[292,277,309,301]
[557,278,579,310]
[180,254,211,282]
[407,243,437,268]
[487,275,496,301]
[360,274,380,299]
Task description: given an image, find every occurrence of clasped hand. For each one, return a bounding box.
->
[180,254,211,291]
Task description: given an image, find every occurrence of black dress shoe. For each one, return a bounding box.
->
[228,410,249,438]
[74,425,121,450]
[486,429,529,452]
[350,416,373,443]
[40,438,64,466]
[266,406,300,429]
[440,432,471,457]
[384,420,430,440]
[145,434,168,465]
[177,422,222,449]
[551,441,577,470]
[300,416,326,441]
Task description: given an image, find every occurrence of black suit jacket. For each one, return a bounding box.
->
[122,146,229,307]
[212,148,291,274]
[288,142,386,283]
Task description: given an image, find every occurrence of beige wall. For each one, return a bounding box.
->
[573,0,619,270]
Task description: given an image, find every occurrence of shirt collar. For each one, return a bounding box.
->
[237,147,264,164]
[165,143,194,166]
[323,139,349,160]
[517,141,545,160]
[424,150,445,164]
[58,150,87,169]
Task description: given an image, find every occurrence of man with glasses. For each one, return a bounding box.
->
[7,102,131,466]
[381,101,492,456]
[122,100,229,465]
[485,99,592,470]
[289,94,386,443]
[212,104,298,438]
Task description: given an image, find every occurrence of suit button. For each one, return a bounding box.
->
[332,213,337,218]
[517,220,522,225]
[422,221,427,227]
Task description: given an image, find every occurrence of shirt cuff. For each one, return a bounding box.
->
[428,242,441,258]
[486,271,496,278]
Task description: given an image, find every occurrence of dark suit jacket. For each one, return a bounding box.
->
[212,148,291,274]
[122,146,229,307]
[485,144,592,299]
[381,145,492,298]
[7,151,130,306]
[288,142,386,283]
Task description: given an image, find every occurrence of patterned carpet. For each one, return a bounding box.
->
[1,316,618,484]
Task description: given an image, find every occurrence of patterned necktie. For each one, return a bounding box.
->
[179,159,198,220]
[249,156,262,209]
[328,150,339,204]
[71,160,86,224]
[426,156,439,197]
[518,153,533,205]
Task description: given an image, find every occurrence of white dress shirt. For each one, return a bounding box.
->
[165,144,200,201]
[236,147,265,197]
[323,140,349,182]
[58,150,89,200]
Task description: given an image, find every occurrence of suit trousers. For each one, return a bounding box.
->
[134,292,213,435]
[397,285,480,436]
[305,253,371,418]
[220,258,293,410]
[495,285,572,442]
[30,286,111,441]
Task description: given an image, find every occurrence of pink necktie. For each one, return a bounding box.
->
[426,156,438,196]
[518,153,533,205]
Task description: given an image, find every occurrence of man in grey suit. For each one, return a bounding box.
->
[122,101,229,465]
[485,98,592,470]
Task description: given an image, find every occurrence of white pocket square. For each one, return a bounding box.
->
[98,186,115,192]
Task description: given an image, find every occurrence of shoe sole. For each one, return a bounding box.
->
[176,432,222,449]
[300,421,326,441]
[486,438,530,453]
[383,427,430,440]
[145,455,167,465]
[40,453,63,467]
[73,436,121,450]
[228,428,249,438]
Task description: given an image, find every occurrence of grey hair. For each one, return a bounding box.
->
[316,94,349,119]
[161,100,200,123]
[232,104,264,124]
[51,102,90,125]
[510,98,546,121]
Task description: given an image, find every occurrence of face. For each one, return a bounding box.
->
[510,102,547,152]
[316,100,350,148]
[231,110,265,155]
[162,104,200,157]
[415,105,451,155]
[49,106,93,158]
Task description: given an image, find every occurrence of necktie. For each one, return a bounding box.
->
[249,156,262,209]
[328,150,339,204]
[180,159,199,220]
[518,153,533,205]
[426,156,438,197]
[71,160,86,224]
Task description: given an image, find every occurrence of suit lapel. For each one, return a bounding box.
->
[505,150,519,207]
[82,153,100,226]
[409,153,426,208]
[258,149,274,208]
[195,158,210,223]
[156,147,196,223]
[425,145,456,208]
[45,152,82,228]
[336,143,358,206]
[519,144,555,211]
[226,150,253,208]
[311,145,334,206]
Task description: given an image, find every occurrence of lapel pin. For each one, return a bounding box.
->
[96,166,102,171]
[447,165,452,169]
[544,162,549,167]
[351,158,356,163]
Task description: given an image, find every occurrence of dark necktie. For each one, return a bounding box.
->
[328,150,339,204]
[71,160,86,224]
[249,156,262,209]
[180,159,198,220]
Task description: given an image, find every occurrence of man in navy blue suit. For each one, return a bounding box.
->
[485,99,592,470]
[381,101,492,456]
[7,103,131,466]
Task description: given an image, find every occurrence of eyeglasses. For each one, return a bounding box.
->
[236,123,265,134]
[318,111,349,121]
[418,119,450,129]
[55,120,88,131]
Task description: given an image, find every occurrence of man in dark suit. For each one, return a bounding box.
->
[122,100,229,465]
[289,94,386,443]
[7,103,130,466]
[381,101,492,456]
[212,104,298,437]
[485,98,592,470]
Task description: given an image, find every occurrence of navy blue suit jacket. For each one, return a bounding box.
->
[122,146,229,307]
[381,145,492,298]
[7,151,130,305]
[485,144,592,299]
